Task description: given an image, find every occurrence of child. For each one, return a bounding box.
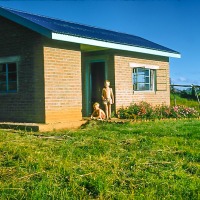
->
[102,80,114,120]
[91,102,106,120]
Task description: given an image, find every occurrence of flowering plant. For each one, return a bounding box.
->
[117,102,199,120]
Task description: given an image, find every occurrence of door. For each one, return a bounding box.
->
[90,62,105,112]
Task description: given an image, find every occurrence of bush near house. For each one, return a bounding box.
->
[117,101,199,120]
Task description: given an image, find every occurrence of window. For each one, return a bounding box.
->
[133,68,156,91]
[0,63,17,93]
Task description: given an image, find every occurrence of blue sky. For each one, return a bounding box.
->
[0,0,199,86]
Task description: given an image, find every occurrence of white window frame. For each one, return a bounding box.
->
[0,56,20,94]
[130,63,159,92]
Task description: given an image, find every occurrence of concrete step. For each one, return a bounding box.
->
[0,120,87,132]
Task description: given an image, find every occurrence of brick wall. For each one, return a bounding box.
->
[44,45,82,122]
[0,16,45,123]
[114,52,170,110]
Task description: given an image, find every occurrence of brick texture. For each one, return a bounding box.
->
[44,46,82,122]
[114,52,170,110]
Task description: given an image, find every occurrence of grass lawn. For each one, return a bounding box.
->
[0,119,199,199]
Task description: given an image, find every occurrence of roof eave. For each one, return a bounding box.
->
[0,7,52,38]
[52,32,181,58]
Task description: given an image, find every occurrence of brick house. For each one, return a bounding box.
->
[0,7,180,124]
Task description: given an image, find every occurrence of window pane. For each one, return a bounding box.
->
[0,73,6,82]
[8,63,16,72]
[0,64,6,73]
[138,83,145,90]
[8,82,17,91]
[137,75,144,83]
[150,70,154,90]
[133,74,136,82]
[0,62,17,93]
[145,84,150,90]
[144,69,149,76]
[137,68,144,73]
[8,73,17,81]
[0,83,7,92]
[145,77,149,83]
[133,67,155,91]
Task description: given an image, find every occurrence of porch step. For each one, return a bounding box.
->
[0,120,87,132]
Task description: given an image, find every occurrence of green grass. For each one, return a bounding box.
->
[0,119,200,199]
[170,93,200,112]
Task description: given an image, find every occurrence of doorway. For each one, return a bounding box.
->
[90,62,105,112]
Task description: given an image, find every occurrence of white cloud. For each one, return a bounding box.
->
[178,77,187,82]
[171,76,200,86]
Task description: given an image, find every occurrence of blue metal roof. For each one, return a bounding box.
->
[0,7,180,56]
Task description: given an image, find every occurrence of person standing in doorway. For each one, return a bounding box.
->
[102,80,114,120]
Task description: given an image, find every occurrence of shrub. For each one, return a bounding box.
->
[117,101,199,120]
